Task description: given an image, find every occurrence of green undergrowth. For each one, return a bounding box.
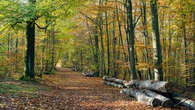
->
[0,81,41,95]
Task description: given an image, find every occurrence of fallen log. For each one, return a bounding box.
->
[120,88,161,107]
[82,72,95,77]
[172,95,195,110]
[124,80,172,93]
[103,76,127,85]
[104,81,124,88]
[142,89,174,107]
[72,67,79,72]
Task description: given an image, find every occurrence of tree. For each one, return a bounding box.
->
[150,0,163,81]
[21,0,36,80]
[126,0,137,80]
[0,0,82,80]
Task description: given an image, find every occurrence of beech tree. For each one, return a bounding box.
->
[150,0,163,81]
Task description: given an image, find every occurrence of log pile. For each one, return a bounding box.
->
[103,76,195,109]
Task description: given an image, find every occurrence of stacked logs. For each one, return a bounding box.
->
[103,76,195,109]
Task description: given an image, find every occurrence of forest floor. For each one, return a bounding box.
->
[0,68,187,110]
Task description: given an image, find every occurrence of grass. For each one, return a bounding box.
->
[0,82,39,95]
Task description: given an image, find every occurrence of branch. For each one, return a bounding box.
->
[35,22,50,30]
[79,12,100,26]
[133,13,142,29]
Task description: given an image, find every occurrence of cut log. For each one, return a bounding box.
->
[82,72,95,77]
[103,76,127,85]
[104,81,124,88]
[124,80,172,93]
[142,89,174,107]
[172,95,195,110]
[120,88,161,107]
[72,67,78,72]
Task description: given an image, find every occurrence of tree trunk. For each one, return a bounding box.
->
[150,0,163,81]
[142,89,173,107]
[98,0,106,76]
[172,96,195,110]
[104,81,124,88]
[167,11,172,77]
[124,80,172,93]
[112,7,117,78]
[21,0,36,80]
[94,25,100,77]
[105,0,110,76]
[15,37,18,72]
[141,0,152,79]
[121,88,161,107]
[103,76,127,85]
[127,0,137,80]
[180,1,189,86]
[50,22,55,72]
[23,21,35,80]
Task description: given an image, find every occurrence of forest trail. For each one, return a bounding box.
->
[0,68,184,110]
[37,68,182,110]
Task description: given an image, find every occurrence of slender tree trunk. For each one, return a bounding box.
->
[150,0,163,81]
[192,0,195,83]
[15,37,18,72]
[45,30,50,73]
[112,5,117,77]
[86,20,95,65]
[182,14,188,86]
[99,0,106,76]
[127,0,137,80]
[116,0,123,78]
[80,49,83,70]
[7,32,11,77]
[141,0,152,79]
[167,11,172,79]
[49,22,55,72]
[94,25,100,77]
[105,0,110,76]
[123,0,131,79]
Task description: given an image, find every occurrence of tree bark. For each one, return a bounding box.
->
[98,0,106,76]
[112,6,117,78]
[15,37,18,72]
[21,0,36,80]
[49,22,55,72]
[150,0,163,81]
[172,96,195,110]
[94,25,100,77]
[104,81,124,88]
[141,0,152,79]
[23,21,35,80]
[127,0,137,80]
[103,76,127,85]
[142,89,173,107]
[105,0,110,76]
[124,80,172,93]
[121,88,161,107]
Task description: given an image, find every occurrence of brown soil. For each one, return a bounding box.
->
[0,68,185,110]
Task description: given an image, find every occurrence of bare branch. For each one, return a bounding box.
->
[133,13,142,29]
[79,12,100,26]
[35,22,50,30]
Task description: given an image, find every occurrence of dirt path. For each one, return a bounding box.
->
[37,68,183,110]
[0,68,184,110]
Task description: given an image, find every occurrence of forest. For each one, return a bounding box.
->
[0,0,194,110]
